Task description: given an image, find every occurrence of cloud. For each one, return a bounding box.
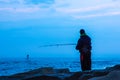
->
[0,0,56,13]
[0,0,25,4]
[112,0,119,1]
[0,0,55,9]
[0,0,120,21]
[54,0,120,19]
[55,3,115,13]
[0,0,55,4]
[0,0,56,21]
[73,11,120,19]
[26,0,54,4]
[0,7,40,13]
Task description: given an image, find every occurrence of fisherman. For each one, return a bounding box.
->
[76,29,92,71]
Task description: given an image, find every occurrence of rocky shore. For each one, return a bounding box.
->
[1,64,120,80]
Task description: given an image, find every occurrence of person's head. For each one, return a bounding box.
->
[80,29,85,34]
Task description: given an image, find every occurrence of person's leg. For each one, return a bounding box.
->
[86,52,91,70]
[80,52,91,71]
[80,54,85,71]
[81,54,88,71]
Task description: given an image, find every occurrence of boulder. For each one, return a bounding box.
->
[91,70,109,77]
[105,64,120,72]
[55,68,70,74]
[89,70,120,80]
[64,72,83,80]
[79,74,93,80]
[39,67,54,74]
[24,75,61,80]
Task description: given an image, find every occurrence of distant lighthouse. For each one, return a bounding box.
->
[27,54,29,60]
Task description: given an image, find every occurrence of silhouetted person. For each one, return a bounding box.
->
[76,29,92,71]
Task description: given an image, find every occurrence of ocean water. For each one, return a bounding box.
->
[0,57,120,76]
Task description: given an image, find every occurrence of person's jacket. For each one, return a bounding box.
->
[76,34,92,52]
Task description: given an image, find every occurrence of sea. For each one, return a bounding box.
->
[0,57,120,76]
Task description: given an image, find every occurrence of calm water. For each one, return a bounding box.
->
[0,57,120,76]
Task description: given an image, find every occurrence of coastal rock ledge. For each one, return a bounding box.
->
[1,64,120,80]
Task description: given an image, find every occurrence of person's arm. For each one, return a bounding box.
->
[76,39,82,50]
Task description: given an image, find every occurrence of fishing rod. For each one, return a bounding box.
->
[39,43,76,47]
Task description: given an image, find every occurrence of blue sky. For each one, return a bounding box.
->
[0,0,120,59]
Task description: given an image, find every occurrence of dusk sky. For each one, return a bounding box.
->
[0,0,120,59]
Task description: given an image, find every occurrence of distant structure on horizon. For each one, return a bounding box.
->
[27,54,29,60]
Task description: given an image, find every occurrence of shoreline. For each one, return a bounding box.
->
[1,64,120,80]
[0,57,118,76]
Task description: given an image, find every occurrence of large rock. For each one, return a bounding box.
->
[89,70,120,80]
[24,75,61,80]
[39,67,54,74]
[0,76,20,80]
[55,68,70,74]
[64,72,83,80]
[91,70,109,77]
[5,67,70,80]
[105,64,120,71]
[79,74,93,80]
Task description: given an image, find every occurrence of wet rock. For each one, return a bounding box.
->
[105,64,120,71]
[24,75,61,80]
[89,70,120,80]
[55,68,70,74]
[39,67,54,74]
[64,72,83,80]
[91,70,109,77]
[79,74,93,80]
[64,70,109,80]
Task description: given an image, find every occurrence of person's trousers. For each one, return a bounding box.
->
[80,51,91,71]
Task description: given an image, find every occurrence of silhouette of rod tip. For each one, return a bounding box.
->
[39,43,76,47]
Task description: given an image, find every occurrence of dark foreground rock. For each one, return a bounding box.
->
[24,75,61,80]
[1,64,120,80]
[89,70,120,80]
